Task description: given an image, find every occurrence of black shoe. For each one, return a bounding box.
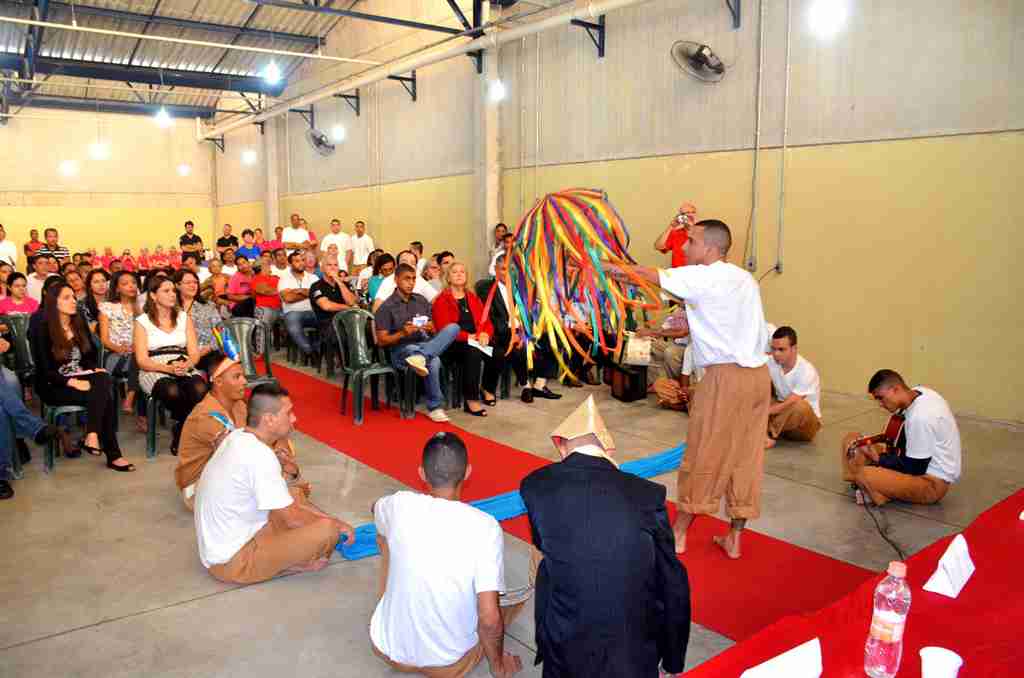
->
[33,424,58,446]
[16,439,31,464]
[463,402,487,417]
[532,386,563,400]
[520,388,534,404]
[0,480,13,500]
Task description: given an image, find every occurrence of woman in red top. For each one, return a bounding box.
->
[137,247,151,274]
[120,249,137,272]
[431,261,494,416]
[149,245,169,270]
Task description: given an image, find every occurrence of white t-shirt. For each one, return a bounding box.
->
[0,239,17,267]
[320,232,351,270]
[26,272,50,303]
[271,264,290,278]
[194,429,294,568]
[374,273,439,304]
[681,344,704,382]
[357,266,373,290]
[281,227,311,249]
[197,268,211,283]
[416,258,427,275]
[658,261,769,369]
[767,354,822,418]
[904,386,962,483]
[221,264,238,276]
[350,233,375,267]
[278,269,319,314]
[370,491,504,668]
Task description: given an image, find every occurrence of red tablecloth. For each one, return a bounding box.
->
[686,490,1024,677]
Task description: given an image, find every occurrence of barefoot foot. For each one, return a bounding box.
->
[764,436,777,449]
[713,533,742,560]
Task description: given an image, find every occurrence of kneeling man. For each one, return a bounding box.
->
[195,383,353,584]
[370,432,524,678]
[842,369,961,506]
[765,326,822,447]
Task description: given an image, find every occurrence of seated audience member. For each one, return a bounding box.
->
[236,229,261,262]
[655,202,697,267]
[26,255,54,303]
[765,326,822,448]
[60,261,78,278]
[435,251,455,277]
[638,305,690,381]
[432,261,493,416]
[842,369,961,507]
[195,384,352,584]
[371,432,525,678]
[99,272,142,415]
[175,270,223,374]
[109,259,123,274]
[120,250,137,273]
[256,250,272,274]
[278,251,321,360]
[226,255,255,317]
[253,228,267,252]
[303,249,322,279]
[150,245,169,270]
[561,300,610,387]
[366,253,395,301]
[270,247,290,277]
[356,248,382,291]
[0,262,11,299]
[65,269,87,302]
[421,257,444,294]
[486,254,561,404]
[78,269,109,333]
[0,273,40,315]
[375,264,458,423]
[310,256,358,359]
[135,277,207,456]
[220,249,238,277]
[167,247,183,270]
[409,241,426,275]
[30,283,134,471]
[488,233,514,276]
[204,259,231,316]
[520,396,690,677]
[252,260,282,338]
[372,250,439,311]
[0,337,57,499]
[98,246,115,271]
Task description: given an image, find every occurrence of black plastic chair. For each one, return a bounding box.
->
[334,310,400,424]
[224,318,277,388]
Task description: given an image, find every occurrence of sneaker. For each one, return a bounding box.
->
[427,408,450,423]
[405,355,429,377]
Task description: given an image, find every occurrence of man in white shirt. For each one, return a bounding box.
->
[270,248,290,277]
[278,250,321,358]
[604,219,770,560]
[371,250,439,311]
[765,326,822,447]
[0,224,17,268]
[26,255,55,302]
[349,220,375,273]
[370,432,523,678]
[842,369,961,507]
[319,218,351,271]
[282,213,312,252]
[195,383,353,584]
[410,241,427,275]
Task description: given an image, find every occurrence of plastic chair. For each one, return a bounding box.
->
[42,404,88,473]
[138,391,167,459]
[333,310,399,425]
[8,420,24,480]
[224,318,277,388]
[1,314,35,386]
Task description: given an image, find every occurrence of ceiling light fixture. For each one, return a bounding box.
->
[807,0,849,39]
[330,124,346,143]
[58,159,79,177]
[488,79,507,103]
[154,106,173,128]
[88,141,110,160]
[263,60,282,85]
[177,163,192,177]
[241,149,258,165]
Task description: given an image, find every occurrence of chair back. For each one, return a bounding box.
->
[335,309,378,371]
[224,317,272,381]
[0,314,35,376]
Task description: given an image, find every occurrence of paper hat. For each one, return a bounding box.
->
[550,394,615,454]
[210,326,240,379]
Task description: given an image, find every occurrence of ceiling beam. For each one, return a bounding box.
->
[244,0,463,35]
[2,93,218,118]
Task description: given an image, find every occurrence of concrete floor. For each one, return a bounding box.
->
[2,356,1021,677]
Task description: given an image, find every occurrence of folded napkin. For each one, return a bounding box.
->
[923,534,975,598]
[740,638,823,678]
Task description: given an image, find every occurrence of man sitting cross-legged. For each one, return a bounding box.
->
[374,263,458,423]
[765,326,822,448]
[194,383,353,584]
[370,432,527,678]
[842,369,961,507]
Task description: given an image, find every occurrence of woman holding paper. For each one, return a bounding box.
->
[431,261,494,417]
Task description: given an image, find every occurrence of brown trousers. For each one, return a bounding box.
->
[207,488,342,585]
[679,363,771,520]
[840,433,950,506]
[370,538,538,678]
[768,398,821,442]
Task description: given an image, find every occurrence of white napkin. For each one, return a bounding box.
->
[923,534,975,598]
[740,638,823,678]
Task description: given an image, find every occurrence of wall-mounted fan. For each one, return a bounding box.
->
[670,41,726,83]
[306,128,336,156]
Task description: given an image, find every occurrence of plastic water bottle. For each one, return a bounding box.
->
[864,561,912,678]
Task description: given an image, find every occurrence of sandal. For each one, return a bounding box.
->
[481,394,497,407]
[107,460,136,473]
[82,443,104,457]
[463,403,488,417]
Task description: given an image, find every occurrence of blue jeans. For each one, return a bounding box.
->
[284,310,320,355]
[0,367,45,480]
[389,324,459,410]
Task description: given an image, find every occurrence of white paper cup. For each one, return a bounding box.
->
[920,647,963,678]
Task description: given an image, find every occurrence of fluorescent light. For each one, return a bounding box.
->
[58,160,78,177]
[330,124,346,142]
[88,141,110,160]
[154,107,173,128]
[177,163,192,177]
[807,0,849,39]
[263,60,282,84]
[488,79,507,103]
[241,149,258,165]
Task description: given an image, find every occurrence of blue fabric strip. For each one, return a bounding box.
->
[337,443,685,561]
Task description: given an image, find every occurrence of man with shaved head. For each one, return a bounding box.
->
[603,219,770,560]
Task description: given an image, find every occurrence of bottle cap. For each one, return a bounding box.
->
[887,561,907,578]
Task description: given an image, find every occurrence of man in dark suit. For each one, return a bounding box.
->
[481,253,562,404]
[521,395,690,677]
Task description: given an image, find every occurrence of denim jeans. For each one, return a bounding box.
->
[0,367,45,480]
[284,310,320,355]
[389,324,459,410]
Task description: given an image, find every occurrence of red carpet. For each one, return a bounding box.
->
[273,364,873,641]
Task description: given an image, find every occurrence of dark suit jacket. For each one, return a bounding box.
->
[520,453,691,678]
[486,281,513,347]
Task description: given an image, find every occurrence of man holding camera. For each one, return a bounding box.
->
[655,202,698,267]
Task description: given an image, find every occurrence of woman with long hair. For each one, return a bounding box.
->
[174,269,222,374]
[0,262,12,300]
[134,276,205,455]
[0,273,39,315]
[100,271,142,416]
[431,261,494,416]
[29,282,133,470]
[79,268,110,334]
[65,269,87,301]
[366,253,395,301]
